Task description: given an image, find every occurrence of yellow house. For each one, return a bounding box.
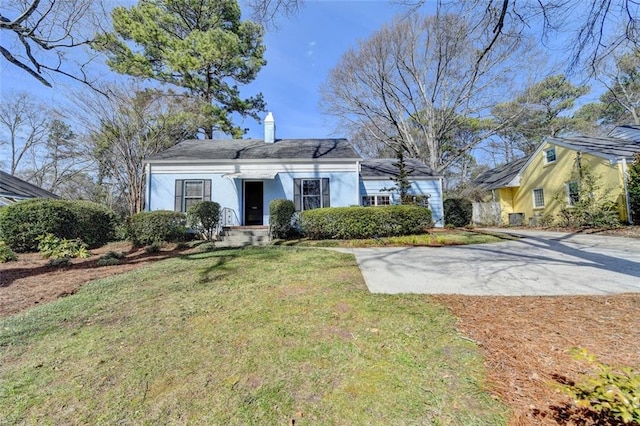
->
[474,125,640,226]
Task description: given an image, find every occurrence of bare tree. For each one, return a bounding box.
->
[401,0,640,72]
[0,92,50,174]
[597,49,640,124]
[0,0,106,87]
[246,0,302,28]
[321,14,531,174]
[72,83,200,215]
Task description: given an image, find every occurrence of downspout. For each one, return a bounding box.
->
[356,160,361,206]
[622,158,633,225]
[144,163,151,212]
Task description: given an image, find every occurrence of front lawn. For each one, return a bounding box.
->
[275,229,516,247]
[0,247,507,424]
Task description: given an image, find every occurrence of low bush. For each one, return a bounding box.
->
[128,211,187,246]
[269,199,296,239]
[0,199,117,252]
[47,257,71,268]
[0,241,17,263]
[444,198,472,227]
[144,242,163,253]
[300,206,432,240]
[187,201,221,240]
[37,233,91,259]
[558,349,640,424]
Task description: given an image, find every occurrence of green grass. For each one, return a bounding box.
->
[276,229,516,248]
[0,247,507,425]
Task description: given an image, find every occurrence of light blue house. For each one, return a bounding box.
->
[144,113,444,227]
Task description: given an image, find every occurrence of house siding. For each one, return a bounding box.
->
[360,178,445,227]
[147,163,360,225]
[506,143,627,224]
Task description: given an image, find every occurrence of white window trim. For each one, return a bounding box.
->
[565,181,580,207]
[532,187,545,209]
[543,147,557,164]
[362,194,391,206]
[183,180,204,211]
[301,178,323,211]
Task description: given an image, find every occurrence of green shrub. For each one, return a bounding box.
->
[47,257,72,267]
[186,201,221,240]
[443,198,472,227]
[144,242,163,253]
[0,199,76,252]
[0,199,117,252]
[37,233,91,259]
[128,211,187,246]
[269,199,296,239]
[97,251,125,266]
[62,200,118,247]
[0,241,17,262]
[558,349,640,424]
[300,206,432,240]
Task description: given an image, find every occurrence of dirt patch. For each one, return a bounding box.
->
[0,241,195,317]
[433,294,640,425]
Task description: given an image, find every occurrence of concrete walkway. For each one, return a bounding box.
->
[336,229,640,296]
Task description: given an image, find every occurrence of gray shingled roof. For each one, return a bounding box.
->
[473,156,530,190]
[0,170,59,199]
[146,138,360,162]
[360,158,438,178]
[547,134,640,160]
[607,125,640,142]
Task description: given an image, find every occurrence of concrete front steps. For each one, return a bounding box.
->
[216,226,270,247]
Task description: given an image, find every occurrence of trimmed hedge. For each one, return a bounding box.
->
[443,198,472,227]
[269,199,296,239]
[0,199,117,252]
[300,205,432,239]
[128,210,187,246]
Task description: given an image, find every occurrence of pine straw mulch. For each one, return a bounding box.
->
[1,235,640,425]
[432,295,640,426]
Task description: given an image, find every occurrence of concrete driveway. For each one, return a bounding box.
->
[337,229,640,296]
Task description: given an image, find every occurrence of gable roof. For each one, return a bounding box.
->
[608,125,640,141]
[0,170,59,200]
[146,138,360,162]
[546,135,640,161]
[473,156,530,190]
[360,158,439,179]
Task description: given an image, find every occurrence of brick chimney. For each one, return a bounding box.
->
[264,112,275,143]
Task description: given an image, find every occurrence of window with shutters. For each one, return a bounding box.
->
[174,179,211,212]
[293,178,330,211]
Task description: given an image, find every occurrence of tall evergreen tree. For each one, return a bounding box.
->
[93,0,266,138]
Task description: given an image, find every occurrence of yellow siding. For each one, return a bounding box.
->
[508,143,628,225]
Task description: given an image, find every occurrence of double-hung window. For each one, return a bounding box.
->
[294,178,330,211]
[362,195,391,206]
[544,147,556,164]
[565,181,580,206]
[174,179,211,212]
[532,188,545,209]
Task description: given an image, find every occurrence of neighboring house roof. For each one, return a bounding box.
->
[360,158,439,179]
[473,156,530,190]
[608,125,640,141]
[0,170,59,200]
[145,138,360,162]
[546,135,640,161]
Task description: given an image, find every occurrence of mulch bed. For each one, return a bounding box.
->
[2,230,639,425]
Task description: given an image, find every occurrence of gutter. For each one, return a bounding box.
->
[622,158,633,225]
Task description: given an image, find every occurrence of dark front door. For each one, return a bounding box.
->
[244,181,263,225]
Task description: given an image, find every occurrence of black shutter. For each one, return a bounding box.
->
[293,178,302,211]
[204,179,212,201]
[322,178,330,208]
[175,180,184,212]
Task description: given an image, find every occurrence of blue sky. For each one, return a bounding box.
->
[0,1,433,140]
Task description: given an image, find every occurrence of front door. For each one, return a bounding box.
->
[244,181,263,225]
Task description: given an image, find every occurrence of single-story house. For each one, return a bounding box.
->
[0,170,59,206]
[144,113,444,227]
[473,125,640,225]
